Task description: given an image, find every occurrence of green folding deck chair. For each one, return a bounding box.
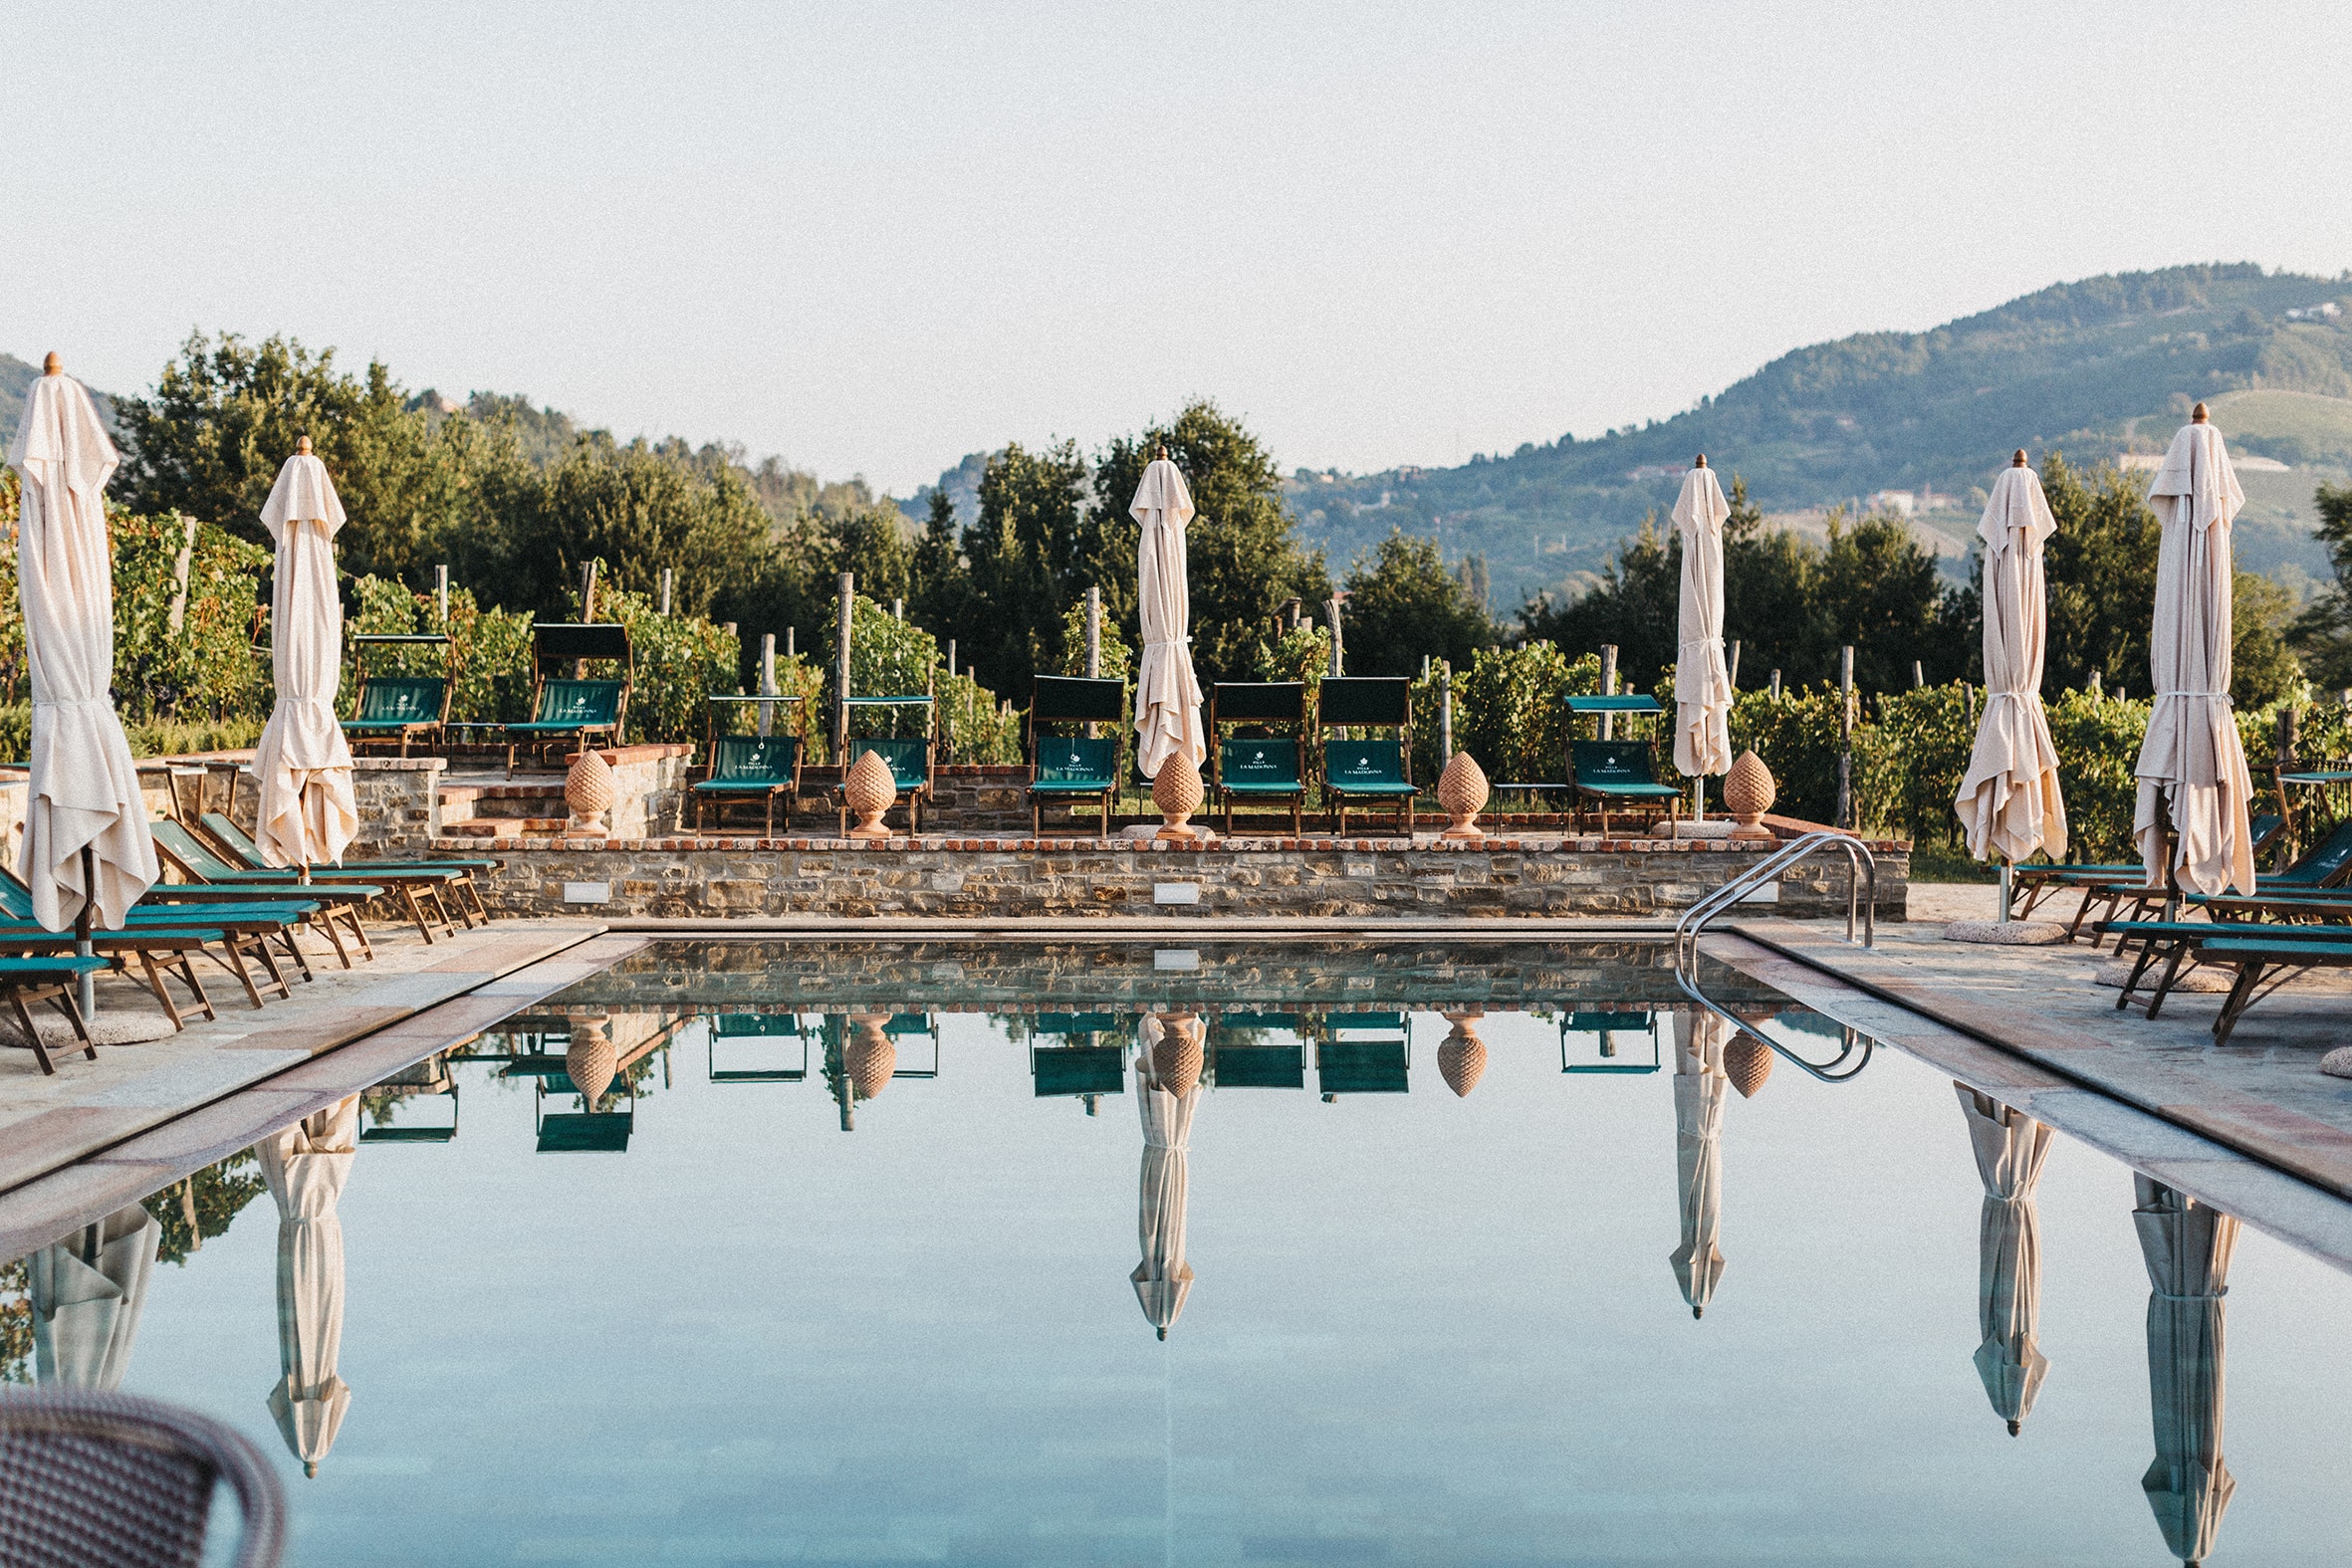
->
[1210,1011,1308,1089]
[1210,683,1308,835]
[694,735,803,835]
[1563,694,1681,835]
[344,635,452,757]
[1029,676,1127,835]
[1317,677,1419,836]
[504,622,632,776]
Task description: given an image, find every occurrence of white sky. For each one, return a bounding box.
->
[8,1,2350,496]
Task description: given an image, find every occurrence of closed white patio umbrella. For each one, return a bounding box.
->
[1956,454,2068,912]
[2134,407,2254,898]
[1131,453,1205,782]
[6,355,159,945]
[1132,1014,1202,1339]
[252,438,358,868]
[1957,1085,2052,1434]
[28,1202,161,1389]
[1671,459,1733,808]
[1668,1008,1729,1317]
[2133,1175,2237,1567]
[262,1095,360,1475]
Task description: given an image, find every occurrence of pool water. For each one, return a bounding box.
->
[7,940,2349,1566]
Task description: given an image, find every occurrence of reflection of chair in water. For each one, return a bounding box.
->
[1957,1085,2053,1435]
[1209,1010,1307,1090]
[260,1097,359,1476]
[1134,1014,1204,1339]
[2134,1176,2237,1568]
[360,1053,459,1143]
[1316,1011,1408,1100]
[512,1009,682,1152]
[707,1011,811,1083]
[1561,1009,1662,1073]
[821,1011,940,1130]
[28,1204,161,1390]
[1669,1009,1729,1318]
[1031,1013,1126,1108]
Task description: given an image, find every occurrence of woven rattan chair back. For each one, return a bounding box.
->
[0,1389,285,1568]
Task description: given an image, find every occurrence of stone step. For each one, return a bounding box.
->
[443,816,570,836]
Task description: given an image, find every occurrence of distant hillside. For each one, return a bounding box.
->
[1287,264,2352,607]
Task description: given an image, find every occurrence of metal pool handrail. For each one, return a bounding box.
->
[1673,830,1877,972]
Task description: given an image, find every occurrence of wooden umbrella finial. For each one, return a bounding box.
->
[1155,442,1168,461]
[296,434,313,456]
[41,351,61,376]
[2012,448,2028,467]
[1694,453,1707,468]
[2192,401,2210,423]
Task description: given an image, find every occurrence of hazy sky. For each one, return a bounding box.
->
[9,2,2350,495]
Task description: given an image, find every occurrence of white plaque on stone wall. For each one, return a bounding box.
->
[1153,882,1201,905]
[1154,949,1200,971]
[563,881,611,904]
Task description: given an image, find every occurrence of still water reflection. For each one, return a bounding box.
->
[2,942,2341,1566]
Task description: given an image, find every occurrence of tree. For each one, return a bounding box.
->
[909,487,971,638]
[1339,530,1498,676]
[1517,516,1677,688]
[1811,508,1951,694]
[117,331,504,581]
[959,439,1090,694]
[823,503,914,612]
[2039,454,2161,696]
[2291,482,2352,688]
[1093,400,1328,687]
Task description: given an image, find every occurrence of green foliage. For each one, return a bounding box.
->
[937,673,1024,765]
[959,440,1090,697]
[109,510,272,726]
[0,1257,26,1384]
[2037,454,2161,695]
[140,1153,270,1266]
[1048,598,1133,683]
[2040,688,2150,860]
[1454,642,1598,784]
[2291,481,2352,688]
[1727,685,1857,828]
[1252,623,1332,689]
[1339,530,1497,677]
[1863,685,1979,845]
[346,576,538,724]
[842,595,939,745]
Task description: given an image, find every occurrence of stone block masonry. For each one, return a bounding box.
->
[430,831,1910,922]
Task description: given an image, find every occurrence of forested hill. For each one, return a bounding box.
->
[1289,263,2352,604]
[0,351,119,435]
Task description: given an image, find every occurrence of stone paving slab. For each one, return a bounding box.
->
[0,919,612,1203]
[1725,913,2352,1204]
[1704,933,2352,1273]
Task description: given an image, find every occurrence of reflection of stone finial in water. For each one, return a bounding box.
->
[565,1016,616,1104]
[1438,1009,1487,1096]
[845,1012,896,1101]
[1149,1013,1203,1094]
[1723,1034,1773,1099]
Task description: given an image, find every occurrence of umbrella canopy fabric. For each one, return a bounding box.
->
[2133,1175,2237,1567]
[1670,466,1733,779]
[252,451,358,867]
[28,1203,160,1390]
[1957,1085,2053,1432]
[262,1096,360,1474]
[1132,1014,1201,1338]
[1131,459,1205,780]
[1955,464,2068,865]
[1669,1008,1730,1317]
[2133,420,2254,897]
[5,369,158,929]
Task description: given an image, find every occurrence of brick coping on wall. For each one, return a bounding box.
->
[432,832,1801,854]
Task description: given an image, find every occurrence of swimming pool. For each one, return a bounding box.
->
[6,939,2347,1566]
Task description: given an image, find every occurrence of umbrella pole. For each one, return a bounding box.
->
[1999,856,2011,924]
[75,844,97,1018]
[1692,777,1704,822]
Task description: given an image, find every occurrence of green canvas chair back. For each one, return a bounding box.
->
[845,740,928,792]
[1212,682,1307,725]
[1318,677,1410,728]
[709,735,799,784]
[1036,736,1119,787]
[1035,1011,1121,1037]
[1322,740,1410,791]
[534,679,623,728]
[537,1110,633,1152]
[2274,819,2352,884]
[1219,737,1301,791]
[1327,1010,1405,1035]
[1033,676,1126,725]
[1567,1010,1652,1032]
[533,621,631,666]
[0,876,36,921]
[152,818,250,879]
[1033,1044,1126,1097]
[2248,812,2283,855]
[1572,739,1669,790]
[351,677,444,726]
[1212,1043,1304,1089]
[1216,1011,1303,1034]
[1317,1039,1408,1094]
[883,1012,933,1039]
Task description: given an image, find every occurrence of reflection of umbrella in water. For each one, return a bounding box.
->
[1669,1008,1730,1318]
[29,1201,160,1388]
[1133,1013,1202,1339]
[2134,1175,2237,1567]
[262,1096,361,1476]
[1956,1084,2053,1434]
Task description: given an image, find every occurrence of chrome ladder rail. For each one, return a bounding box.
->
[1671,831,1879,1084]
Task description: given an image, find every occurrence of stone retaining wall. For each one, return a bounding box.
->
[435,832,1908,922]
